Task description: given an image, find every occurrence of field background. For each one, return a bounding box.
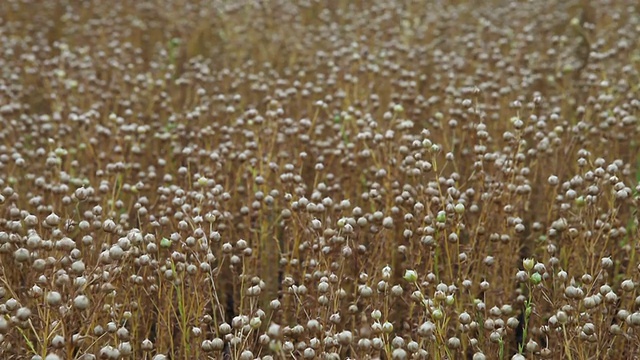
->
[1,0,640,359]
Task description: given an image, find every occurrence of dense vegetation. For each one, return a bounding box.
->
[0,0,639,359]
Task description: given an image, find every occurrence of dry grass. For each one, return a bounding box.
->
[0,0,640,359]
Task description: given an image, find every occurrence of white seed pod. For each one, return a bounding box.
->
[73,295,90,310]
